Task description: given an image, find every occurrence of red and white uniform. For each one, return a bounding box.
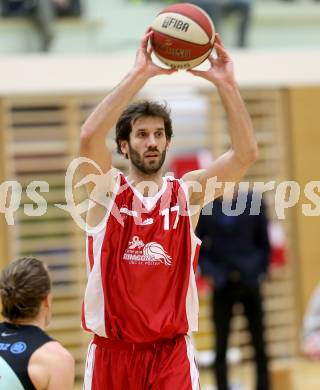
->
[82,173,201,389]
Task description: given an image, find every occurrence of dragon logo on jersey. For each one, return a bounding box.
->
[123,236,172,266]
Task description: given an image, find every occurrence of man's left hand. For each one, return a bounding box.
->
[187,34,235,87]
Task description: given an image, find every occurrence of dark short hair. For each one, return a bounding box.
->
[0,257,51,321]
[115,100,173,157]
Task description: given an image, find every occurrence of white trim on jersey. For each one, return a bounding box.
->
[83,230,108,336]
[82,173,121,337]
[83,341,96,390]
[178,179,202,246]
[184,335,200,390]
[186,238,200,332]
[125,176,168,211]
[179,179,201,332]
[85,171,121,235]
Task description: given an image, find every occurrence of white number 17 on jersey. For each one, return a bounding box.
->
[161,206,179,231]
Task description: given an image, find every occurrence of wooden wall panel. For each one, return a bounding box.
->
[1,96,93,379]
[287,87,320,315]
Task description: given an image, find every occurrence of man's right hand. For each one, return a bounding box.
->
[134,27,177,79]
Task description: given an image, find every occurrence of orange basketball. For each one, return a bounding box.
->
[151,3,215,69]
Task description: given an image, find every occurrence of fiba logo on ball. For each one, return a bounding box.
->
[162,16,190,32]
[151,3,215,69]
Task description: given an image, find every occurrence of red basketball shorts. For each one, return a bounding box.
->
[83,334,200,390]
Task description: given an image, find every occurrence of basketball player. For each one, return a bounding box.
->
[0,257,74,390]
[79,28,257,389]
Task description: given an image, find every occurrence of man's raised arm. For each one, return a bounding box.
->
[183,34,258,207]
[79,28,176,193]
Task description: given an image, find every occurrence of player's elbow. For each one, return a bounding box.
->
[80,124,106,153]
[79,125,99,155]
[234,145,258,167]
[247,144,258,165]
[80,125,92,147]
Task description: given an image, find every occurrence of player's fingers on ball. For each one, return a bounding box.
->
[215,43,230,59]
[214,42,224,53]
[215,33,223,45]
[216,34,226,50]
[142,31,153,47]
[140,37,148,50]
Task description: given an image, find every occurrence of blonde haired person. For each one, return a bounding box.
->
[0,257,74,390]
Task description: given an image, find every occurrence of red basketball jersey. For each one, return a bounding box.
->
[82,173,201,343]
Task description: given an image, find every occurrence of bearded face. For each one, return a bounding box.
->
[128,143,167,175]
[121,116,170,175]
